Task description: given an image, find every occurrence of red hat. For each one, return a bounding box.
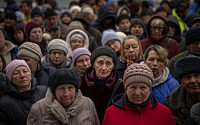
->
[24,21,42,37]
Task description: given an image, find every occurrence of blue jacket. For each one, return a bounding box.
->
[151,68,179,104]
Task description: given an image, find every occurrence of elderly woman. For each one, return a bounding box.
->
[71,47,91,76]
[27,68,100,125]
[41,39,71,68]
[0,60,47,125]
[103,63,176,125]
[144,45,179,104]
[81,46,125,122]
[116,35,143,79]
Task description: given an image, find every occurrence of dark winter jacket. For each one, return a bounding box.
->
[0,54,6,72]
[0,76,47,125]
[0,72,7,97]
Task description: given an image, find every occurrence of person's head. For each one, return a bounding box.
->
[61,11,72,25]
[129,1,143,18]
[48,68,81,108]
[70,5,81,19]
[21,0,32,14]
[175,56,200,100]
[72,47,91,74]
[0,54,6,72]
[123,63,154,105]
[48,39,68,66]
[191,16,200,27]
[184,13,200,28]
[140,8,152,27]
[42,33,52,44]
[144,45,169,78]
[121,35,143,61]
[17,42,42,75]
[166,15,180,38]
[185,27,200,56]
[0,29,6,50]
[155,7,168,19]
[5,12,16,28]
[160,0,171,14]
[116,31,127,41]
[31,7,43,25]
[175,0,189,19]
[90,46,117,79]
[130,18,146,40]
[81,5,95,22]
[5,59,31,91]
[116,6,131,17]
[116,14,131,33]
[102,29,122,53]
[44,8,58,30]
[13,25,25,45]
[24,21,42,43]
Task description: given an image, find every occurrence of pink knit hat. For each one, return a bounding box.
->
[123,63,154,89]
[5,60,31,81]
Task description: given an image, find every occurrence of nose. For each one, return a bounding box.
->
[153,60,158,65]
[63,89,70,96]
[190,76,197,84]
[135,89,141,95]
[101,63,107,70]
[55,53,59,57]
[129,47,134,52]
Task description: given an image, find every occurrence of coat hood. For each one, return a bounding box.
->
[116,6,131,17]
[97,5,116,24]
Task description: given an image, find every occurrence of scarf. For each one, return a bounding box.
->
[153,67,169,87]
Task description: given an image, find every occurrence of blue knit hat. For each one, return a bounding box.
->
[61,11,72,19]
[102,29,122,45]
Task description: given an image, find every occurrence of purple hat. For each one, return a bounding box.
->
[5,60,31,81]
[72,47,91,65]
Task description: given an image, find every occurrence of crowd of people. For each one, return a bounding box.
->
[0,0,200,125]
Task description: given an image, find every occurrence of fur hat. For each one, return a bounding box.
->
[90,46,118,67]
[70,5,81,13]
[123,63,154,89]
[47,39,68,54]
[48,68,81,94]
[185,27,200,45]
[24,21,42,37]
[102,29,122,45]
[18,42,43,61]
[72,47,91,66]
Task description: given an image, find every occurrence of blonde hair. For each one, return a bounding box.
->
[150,18,168,35]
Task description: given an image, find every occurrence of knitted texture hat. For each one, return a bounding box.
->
[18,42,43,61]
[61,11,71,19]
[175,55,200,79]
[90,46,118,67]
[44,8,57,19]
[31,7,42,18]
[5,60,31,81]
[185,27,200,45]
[82,5,94,15]
[102,29,122,45]
[123,63,154,89]
[47,39,68,54]
[49,68,81,94]
[72,47,91,65]
[24,21,42,37]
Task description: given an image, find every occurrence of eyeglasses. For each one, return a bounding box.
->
[150,26,163,31]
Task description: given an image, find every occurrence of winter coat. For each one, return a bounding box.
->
[165,85,199,125]
[168,50,190,78]
[0,54,6,72]
[151,68,179,104]
[0,76,47,125]
[116,58,127,79]
[27,88,100,125]
[0,72,7,97]
[141,15,180,60]
[103,93,176,125]
[80,66,125,121]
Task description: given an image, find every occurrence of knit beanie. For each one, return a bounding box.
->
[72,47,91,65]
[184,13,200,28]
[18,42,43,61]
[5,60,31,81]
[66,21,84,36]
[5,11,17,21]
[61,11,71,19]
[47,39,68,54]
[49,68,81,94]
[175,55,200,79]
[185,27,200,45]
[24,21,42,37]
[44,8,57,19]
[102,29,122,45]
[71,33,84,41]
[116,14,131,25]
[90,46,118,67]
[31,7,42,18]
[82,5,94,16]
[70,5,81,13]
[123,63,154,89]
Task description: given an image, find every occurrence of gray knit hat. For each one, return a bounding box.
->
[47,39,68,54]
[123,63,154,89]
[90,46,118,67]
[102,29,122,45]
[18,42,43,61]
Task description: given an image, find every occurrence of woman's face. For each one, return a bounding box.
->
[13,30,24,43]
[93,56,114,79]
[29,27,43,43]
[75,55,91,74]
[55,84,76,108]
[70,37,84,51]
[124,38,139,60]
[11,66,31,91]
[126,83,150,105]
[145,50,164,78]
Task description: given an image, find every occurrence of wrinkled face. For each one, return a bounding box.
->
[130,24,144,39]
[124,38,139,60]
[18,56,39,74]
[118,18,130,33]
[32,14,43,25]
[12,66,31,91]
[45,16,58,30]
[106,40,121,53]
[75,55,91,74]
[70,37,84,51]
[29,27,43,43]
[49,49,66,66]
[145,50,164,78]
[126,83,150,105]
[5,18,16,27]
[55,84,76,108]
[0,57,3,72]
[94,56,114,79]
[180,73,200,100]
[150,25,163,37]
[188,41,200,56]
[13,30,24,43]
[62,15,71,24]
[167,26,176,38]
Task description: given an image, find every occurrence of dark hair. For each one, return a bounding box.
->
[155,7,167,14]
[21,0,32,8]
